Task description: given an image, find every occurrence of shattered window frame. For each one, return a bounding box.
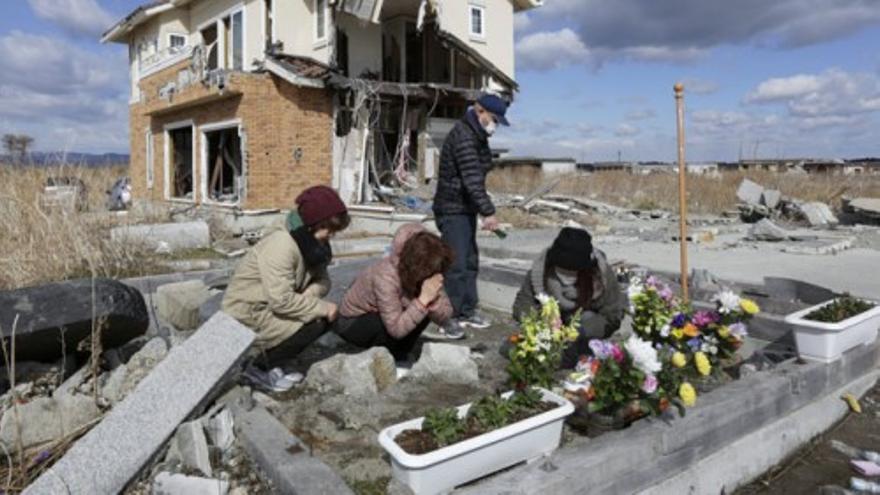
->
[200,120,246,206]
[163,120,196,202]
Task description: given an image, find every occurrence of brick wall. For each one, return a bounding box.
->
[129,60,334,210]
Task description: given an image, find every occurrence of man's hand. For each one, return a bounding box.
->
[418,273,444,308]
[481,215,500,232]
[325,302,339,322]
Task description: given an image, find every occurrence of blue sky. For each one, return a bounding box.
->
[2,0,880,162]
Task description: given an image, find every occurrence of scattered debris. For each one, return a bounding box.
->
[106,177,132,211]
[173,420,214,476]
[749,219,793,242]
[0,394,100,450]
[41,176,88,212]
[0,278,149,363]
[110,220,211,253]
[844,197,880,224]
[153,472,229,495]
[801,202,839,227]
[737,178,765,206]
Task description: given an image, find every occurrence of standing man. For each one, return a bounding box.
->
[432,93,509,334]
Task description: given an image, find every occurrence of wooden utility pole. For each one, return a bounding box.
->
[674,83,689,303]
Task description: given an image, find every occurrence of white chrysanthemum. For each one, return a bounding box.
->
[627,282,644,301]
[536,293,552,305]
[660,324,671,338]
[625,335,662,375]
[713,290,741,314]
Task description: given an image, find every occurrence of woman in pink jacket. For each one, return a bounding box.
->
[336,223,463,361]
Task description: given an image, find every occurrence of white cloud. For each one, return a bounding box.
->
[746,68,880,119]
[515,28,591,71]
[514,13,532,33]
[614,123,640,137]
[28,0,116,38]
[746,74,823,102]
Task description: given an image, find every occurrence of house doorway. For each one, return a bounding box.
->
[201,122,244,204]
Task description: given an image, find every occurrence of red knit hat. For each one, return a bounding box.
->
[295,186,348,227]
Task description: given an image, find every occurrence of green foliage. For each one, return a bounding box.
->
[421,407,466,447]
[467,395,513,430]
[805,295,875,323]
[508,388,542,410]
[587,356,643,414]
[506,298,580,390]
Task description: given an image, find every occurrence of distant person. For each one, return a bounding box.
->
[335,223,463,361]
[223,186,349,372]
[432,93,509,332]
[512,227,626,368]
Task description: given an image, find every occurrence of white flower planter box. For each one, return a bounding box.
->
[785,298,880,363]
[377,388,573,495]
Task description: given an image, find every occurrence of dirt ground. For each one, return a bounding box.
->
[736,380,880,494]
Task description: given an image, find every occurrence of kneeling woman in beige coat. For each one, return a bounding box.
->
[223,186,349,367]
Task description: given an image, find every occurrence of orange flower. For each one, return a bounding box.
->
[585,386,596,401]
[683,323,700,337]
[590,359,600,375]
[508,334,521,344]
[659,397,670,412]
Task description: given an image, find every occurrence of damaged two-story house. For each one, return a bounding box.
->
[103,0,541,209]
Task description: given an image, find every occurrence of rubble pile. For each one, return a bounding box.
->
[736,178,839,227]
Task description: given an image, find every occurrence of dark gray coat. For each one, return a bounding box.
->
[512,248,626,334]
[432,113,496,217]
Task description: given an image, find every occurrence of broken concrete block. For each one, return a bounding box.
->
[156,280,213,331]
[174,420,213,477]
[110,220,211,253]
[761,189,782,210]
[230,405,354,495]
[303,347,397,397]
[0,394,100,450]
[153,472,229,495]
[204,408,235,452]
[409,343,479,385]
[800,202,838,226]
[101,364,128,404]
[0,278,148,363]
[737,179,764,205]
[24,312,254,495]
[118,337,168,399]
[849,198,880,220]
[749,219,791,242]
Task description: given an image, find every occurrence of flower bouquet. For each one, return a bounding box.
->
[507,294,581,390]
[628,275,759,381]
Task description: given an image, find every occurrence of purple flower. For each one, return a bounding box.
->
[692,310,719,328]
[658,287,675,303]
[589,339,613,360]
[642,374,658,394]
[686,338,702,351]
[646,275,660,287]
[729,322,748,338]
[672,313,687,328]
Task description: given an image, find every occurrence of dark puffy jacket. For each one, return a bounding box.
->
[432,113,496,217]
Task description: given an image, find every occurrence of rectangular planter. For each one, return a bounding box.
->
[377,388,574,495]
[785,298,880,362]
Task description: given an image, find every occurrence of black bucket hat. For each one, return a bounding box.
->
[548,227,595,271]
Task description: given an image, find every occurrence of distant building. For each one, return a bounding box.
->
[493,156,577,174]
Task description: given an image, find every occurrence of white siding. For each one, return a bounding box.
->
[274,0,332,64]
[338,13,382,77]
[439,0,515,79]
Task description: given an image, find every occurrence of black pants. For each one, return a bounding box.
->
[436,214,479,318]
[257,320,327,369]
[333,313,430,361]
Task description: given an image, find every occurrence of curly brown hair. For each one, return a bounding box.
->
[398,232,454,299]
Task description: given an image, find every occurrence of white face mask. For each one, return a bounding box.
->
[483,119,497,136]
[555,267,578,285]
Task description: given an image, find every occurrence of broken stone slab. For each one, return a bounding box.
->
[849,197,880,220]
[24,312,255,495]
[113,337,169,402]
[153,472,229,495]
[0,278,149,363]
[749,219,792,242]
[800,202,838,226]
[761,189,782,210]
[156,280,213,331]
[409,343,479,385]
[737,178,765,205]
[110,220,211,253]
[174,420,213,477]
[204,408,235,453]
[303,347,397,397]
[229,404,354,495]
[0,394,100,450]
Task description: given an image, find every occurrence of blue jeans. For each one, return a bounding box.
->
[436,214,479,318]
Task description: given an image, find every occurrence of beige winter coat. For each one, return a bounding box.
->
[222,220,331,350]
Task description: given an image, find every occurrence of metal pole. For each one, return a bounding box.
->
[675,83,689,303]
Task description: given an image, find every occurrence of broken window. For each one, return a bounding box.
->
[424,25,452,84]
[405,22,422,83]
[167,126,194,200]
[201,24,219,70]
[336,28,349,76]
[469,5,485,38]
[454,51,485,89]
[205,126,244,203]
[224,11,244,70]
[169,33,186,51]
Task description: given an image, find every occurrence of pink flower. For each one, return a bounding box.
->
[552,317,563,330]
[642,375,658,394]
[692,310,719,328]
[658,287,675,303]
[610,344,625,363]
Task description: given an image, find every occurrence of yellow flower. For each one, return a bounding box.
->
[694,352,711,376]
[740,299,760,315]
[717,326,730,338]
[679,382,697,407]
[671,328,684,340]
[671,352,687,368]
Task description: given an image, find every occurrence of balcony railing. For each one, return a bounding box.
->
[138,44,195,79]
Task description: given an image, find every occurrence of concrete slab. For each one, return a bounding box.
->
[24,312,254,495]
[230,404,355,495]
[111,220,211,252]
[737,179,765,205]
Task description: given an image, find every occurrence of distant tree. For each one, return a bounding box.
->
[2,134,34,164]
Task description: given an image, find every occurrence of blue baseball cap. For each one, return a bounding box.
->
[477,93,510,126]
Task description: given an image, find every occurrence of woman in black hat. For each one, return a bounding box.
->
[512,227,626,368]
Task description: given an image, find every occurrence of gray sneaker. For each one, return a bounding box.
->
[459,314,492,329]
[423,319,466,340]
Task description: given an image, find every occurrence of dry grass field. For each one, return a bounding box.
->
[487,167,880,215]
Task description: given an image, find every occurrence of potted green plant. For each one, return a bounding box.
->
[785,295,880,362]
